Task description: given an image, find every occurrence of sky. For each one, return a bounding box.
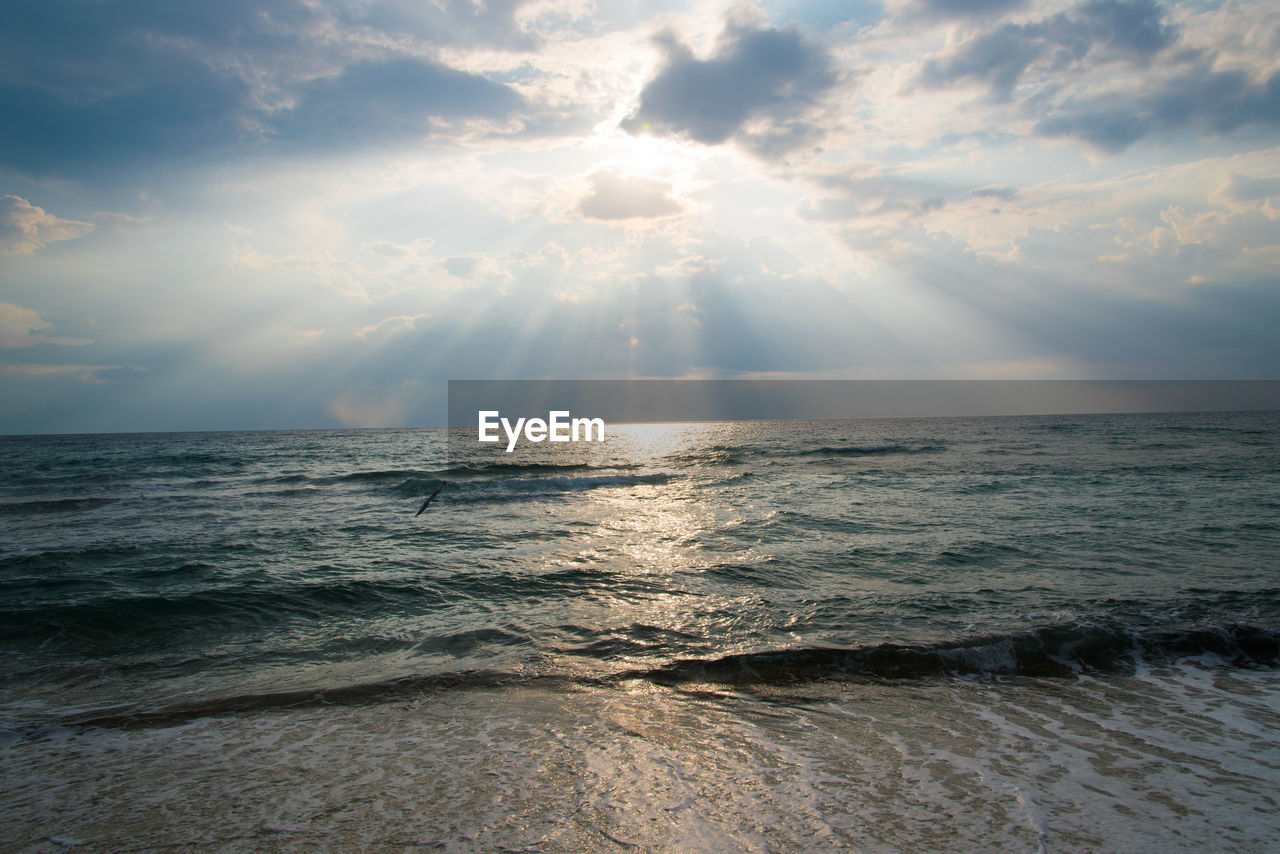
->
[1,0,1278,433]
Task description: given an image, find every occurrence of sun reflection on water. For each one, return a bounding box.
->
[527,421,792,671]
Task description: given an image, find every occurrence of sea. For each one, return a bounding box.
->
[2,410,1280,852]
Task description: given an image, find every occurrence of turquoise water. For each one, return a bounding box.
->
[2,411,1279,850]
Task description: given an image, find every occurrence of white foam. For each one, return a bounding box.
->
[4,667,1280,851]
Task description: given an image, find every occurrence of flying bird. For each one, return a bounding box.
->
[415,481,447,516]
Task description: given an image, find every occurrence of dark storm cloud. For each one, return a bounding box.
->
[621,19,837,156]
[1034,66,1280,151]
[0,0,524,179]
[917,0,1176,99]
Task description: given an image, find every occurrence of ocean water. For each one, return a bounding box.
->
[2,411,1280,851]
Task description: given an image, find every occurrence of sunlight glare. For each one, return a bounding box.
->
[589,127,700,184]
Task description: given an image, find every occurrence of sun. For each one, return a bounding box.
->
[588,123,700,183]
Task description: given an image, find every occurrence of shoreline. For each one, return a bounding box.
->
[5,663,1279,853]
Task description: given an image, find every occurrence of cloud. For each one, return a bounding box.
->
[2,363,127,381]
[968,186,1019,200]
[917,0,1176,99]
[1033,66,1280,151]
[363,237,434,257]
[795,171,951,249]
[1214,173,1280,207]
[0,302,92,348]
[357,314,431,341]
[577,171,682,220]
[1100,199,1280,284]
[352,0,540,49]
[0,1,526,177]
[0,196,94,255]
[444,256,483,278]
[0,19,255,175]
[270,58,523,149]
[908,0,1027,19]
[909,0,1279,151]
[5,0,1280,433]
[620,16,837,156]
[0,303,53,348]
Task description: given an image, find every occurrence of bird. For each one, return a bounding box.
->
[415,481,447,516]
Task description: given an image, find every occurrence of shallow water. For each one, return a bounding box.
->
[5,665,1279,852]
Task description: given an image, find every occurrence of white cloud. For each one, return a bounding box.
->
[0,196,93,255]
[2,363,128,381]
[357,313,431,339]
[0,303,92,348]
[577,170,683,220]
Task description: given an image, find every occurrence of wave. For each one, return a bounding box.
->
[0,564,675,651]
[36,668,533,731]
[18,621,1279,735]
[452,472,672,497]
[617,622,1280,685]
[0,577,454,649]
[0,496,118,515]
[314,468,445,486]
[396,472,675,502]
[245,462,649,496]
[802,443,946,458]
[658,442,945,466]
[449,461,640,477]
[319,461,640,484]
[663,445,751,465]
